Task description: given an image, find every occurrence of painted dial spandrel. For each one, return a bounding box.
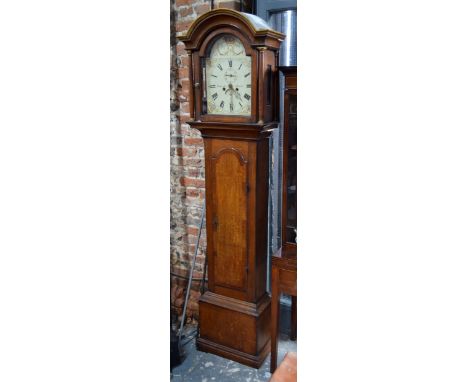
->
[205,35,252,116]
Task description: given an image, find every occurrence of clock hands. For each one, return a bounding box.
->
[225,83,242,101]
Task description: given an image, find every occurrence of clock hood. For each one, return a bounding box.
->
[177,8,285,49]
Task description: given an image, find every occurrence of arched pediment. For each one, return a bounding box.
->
[177,9,285,49]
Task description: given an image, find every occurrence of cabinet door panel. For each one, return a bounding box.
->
[210,145,249,293]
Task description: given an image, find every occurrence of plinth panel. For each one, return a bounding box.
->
[197,291,271,368]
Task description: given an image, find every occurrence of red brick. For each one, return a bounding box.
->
[171,277,183,287]
[194,3,210,15]
[179,6,193,17]
[177,89,190,103]
[171,0,216,322]
[184,148,197,157]
[176,20,193,33]
[188,235,199,244]
[171,285,185,300]
[174,297,184,308]
[181,80,191,93]
[188,300,198,312]
[180,102,191,114]
[179,114,192,124]
[180,177,205,188]
[190,290,201,300]
[180,124,193,134]
[187,226,199,235]
[179,77,190,87]
[192,270,205,279]
[176,147,196,157]
[187,167,200,177]
[178,66,189,79]
[186,189,200,198]
[183,158,203,167]
[184,137,203,146]
[195,256,206,265]
[178,88,190,100]
[175,0,192,6]
[180,55,190,67]
[176,44,187,56]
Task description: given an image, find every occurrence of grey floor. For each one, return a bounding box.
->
[171,329,297,382]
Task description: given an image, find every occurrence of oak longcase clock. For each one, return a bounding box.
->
[178,9,284,368]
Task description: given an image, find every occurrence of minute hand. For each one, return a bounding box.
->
[228,83,241,100]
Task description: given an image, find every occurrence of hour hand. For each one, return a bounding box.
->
[230,85,241,100]
[225,83,233,94]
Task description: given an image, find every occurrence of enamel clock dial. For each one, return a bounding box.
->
[205,35,252,116]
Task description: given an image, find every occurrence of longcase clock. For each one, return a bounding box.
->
[178,9,284,368]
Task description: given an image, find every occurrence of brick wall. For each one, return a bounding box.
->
[170,0,250,324]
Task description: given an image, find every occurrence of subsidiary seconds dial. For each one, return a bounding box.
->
[205,35,252,116]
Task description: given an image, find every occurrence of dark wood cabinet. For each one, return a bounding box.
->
[271,66,297,373]
[178,9,285,368]
[280,66,297,250]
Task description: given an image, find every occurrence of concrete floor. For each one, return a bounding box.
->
[171,328,297,382]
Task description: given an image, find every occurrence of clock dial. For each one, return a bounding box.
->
[205,35,251,116]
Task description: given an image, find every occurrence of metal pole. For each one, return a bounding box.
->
[178,199,206,344]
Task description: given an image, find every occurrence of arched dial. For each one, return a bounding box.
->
[205,35,252,116]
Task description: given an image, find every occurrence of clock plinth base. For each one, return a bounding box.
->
[196,291,271,368]
[196,337,271,369]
